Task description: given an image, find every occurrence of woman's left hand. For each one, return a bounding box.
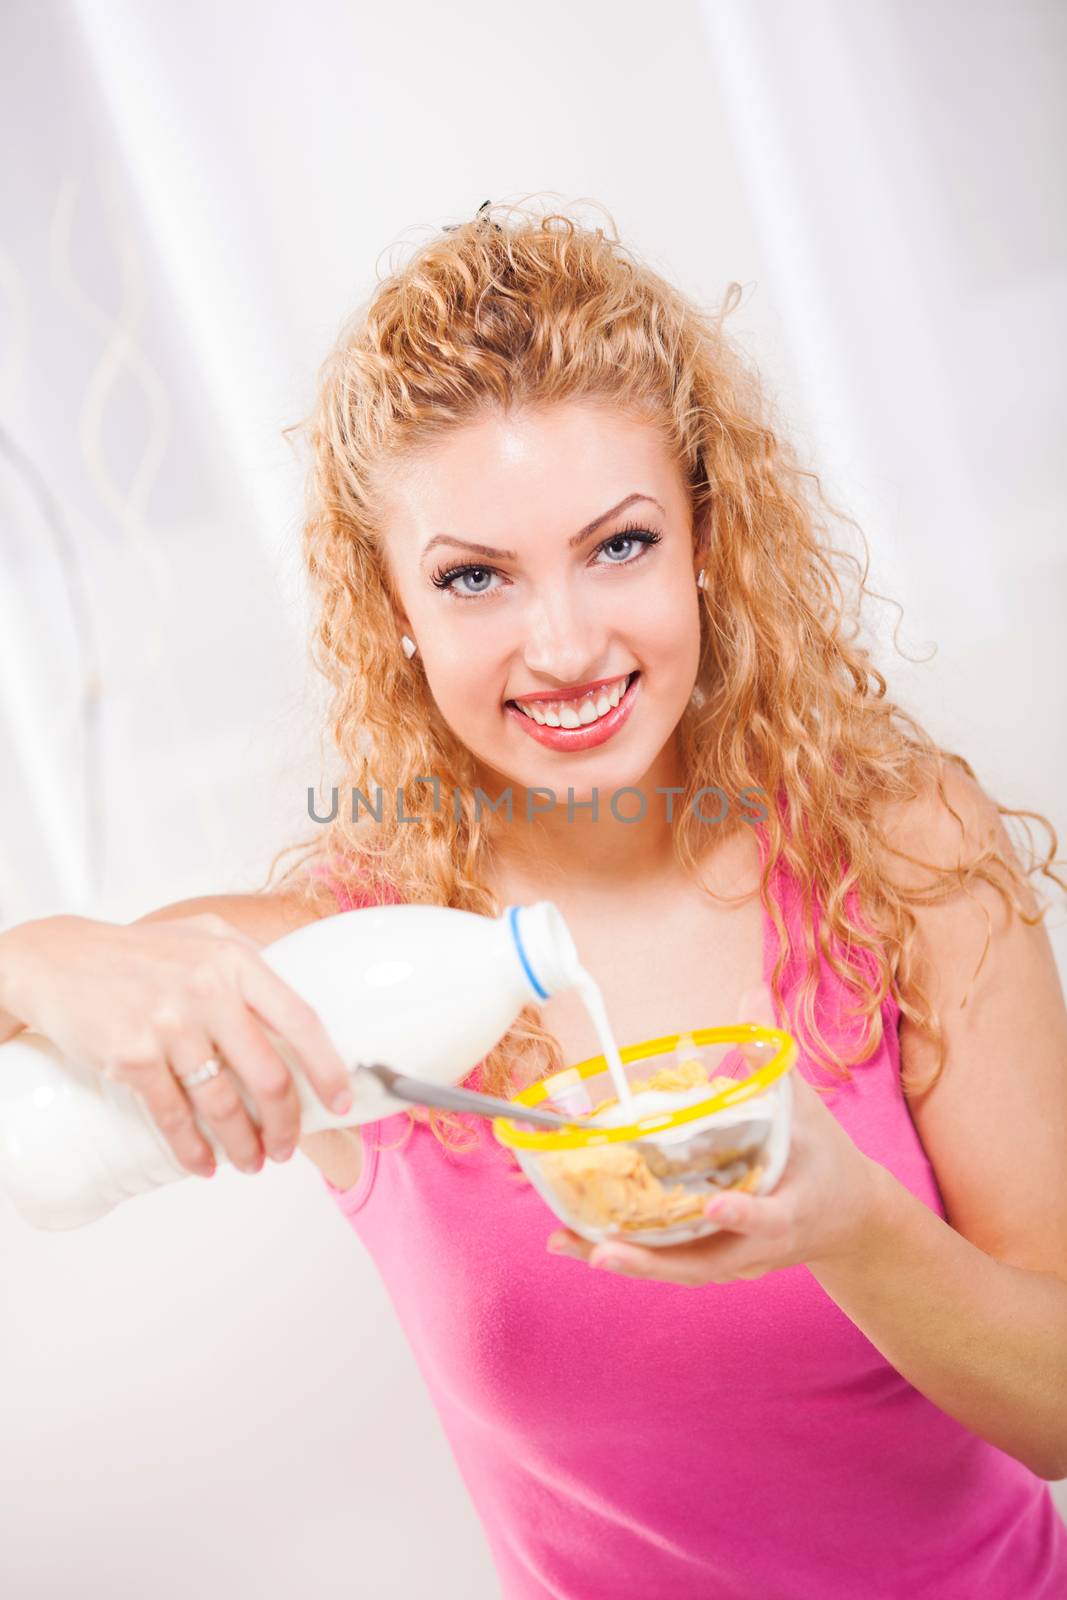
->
[545,985,886,1287]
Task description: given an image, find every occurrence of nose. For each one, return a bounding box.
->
[520,585,610,685]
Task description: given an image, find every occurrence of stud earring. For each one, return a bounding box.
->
[696,570,706,590]
[401,633,418,659]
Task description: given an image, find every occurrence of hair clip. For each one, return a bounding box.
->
[443,199,503,234]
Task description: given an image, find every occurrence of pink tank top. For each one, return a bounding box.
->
[314,825,1067,1599]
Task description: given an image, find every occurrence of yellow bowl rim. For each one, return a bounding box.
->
[491,1024,797,1152]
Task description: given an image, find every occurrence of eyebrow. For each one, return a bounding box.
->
[420,493,666,563]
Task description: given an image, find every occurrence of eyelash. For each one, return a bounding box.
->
[429,521,664,601]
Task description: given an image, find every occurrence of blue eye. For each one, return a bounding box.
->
[429,523,663,601]
[437,565,497,599]
[599,536,635,563]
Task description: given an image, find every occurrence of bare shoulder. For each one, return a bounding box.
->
[869,758,1023,895]
[134,885,364,1189]
[870,758,1067,1277]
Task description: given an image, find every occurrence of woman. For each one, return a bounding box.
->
[1,200,1065,1598]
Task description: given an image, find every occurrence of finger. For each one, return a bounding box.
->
[703,1190,792,1240]
[547,1229,757,1287]
[546,1228,594,1260]
[169,1037,265,1174]
[233,953,354,1115]
[208,1005,303,1161]
[585,1241,715,1283]
[546,1228,743,1287]
[588,1225,777,1283]
[135,1058,219,1178]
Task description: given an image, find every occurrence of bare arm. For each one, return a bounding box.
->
[132,889,335,940]
[0,891,328,1042]
[809,766,1067,1479]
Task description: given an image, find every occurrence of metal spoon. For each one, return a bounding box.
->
[354,1061,580,1130]
[354,1062,771,1184]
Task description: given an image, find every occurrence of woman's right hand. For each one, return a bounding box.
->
[0,913,354,1179]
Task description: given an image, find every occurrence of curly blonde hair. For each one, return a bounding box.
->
[259,195,1065,1155]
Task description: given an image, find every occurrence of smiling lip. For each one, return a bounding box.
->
[508,672,632,707]
[504,671,641,751]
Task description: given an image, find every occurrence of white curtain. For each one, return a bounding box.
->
[1,3,1064,1593]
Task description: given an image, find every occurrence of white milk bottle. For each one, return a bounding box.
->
[0,900,583,1231]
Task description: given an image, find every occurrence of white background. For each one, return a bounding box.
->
[1,1,1064,1593]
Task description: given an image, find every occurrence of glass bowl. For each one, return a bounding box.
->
[492,1025,797,1247]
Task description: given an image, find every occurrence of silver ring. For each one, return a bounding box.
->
[178,1055,224,1091]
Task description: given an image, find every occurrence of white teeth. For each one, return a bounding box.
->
[513,674,632,728]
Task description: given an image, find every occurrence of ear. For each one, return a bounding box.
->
[692,518,712,578]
